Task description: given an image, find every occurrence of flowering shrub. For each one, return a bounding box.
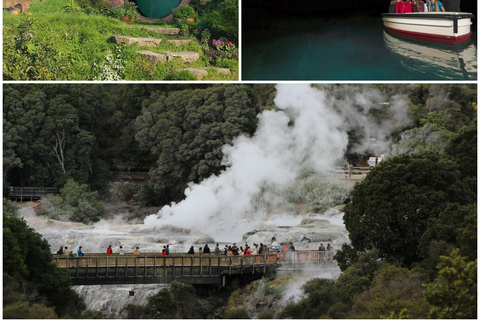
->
[105,1,139,20]
[93,45,127,80]
[212,37,236,58]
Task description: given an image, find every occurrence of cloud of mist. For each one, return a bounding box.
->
[143,84,411,237]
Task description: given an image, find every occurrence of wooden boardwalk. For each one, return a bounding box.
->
[54,251,337,286]
[8,187,59,201]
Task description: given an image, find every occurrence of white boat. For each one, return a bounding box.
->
[382,12,474,45]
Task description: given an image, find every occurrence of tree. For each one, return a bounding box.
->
[343,153,472,267]
[145,281,197,318]
[424,249,477,319]
[40,179,105,223]
[350,264,430,319]
[3,213,86,318]
[135,85,257,206]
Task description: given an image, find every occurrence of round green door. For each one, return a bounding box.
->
[135,0,182,19]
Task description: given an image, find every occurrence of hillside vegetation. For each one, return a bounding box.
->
[3,0,238,80]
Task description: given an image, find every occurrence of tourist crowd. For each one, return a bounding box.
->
[389,0,458,13]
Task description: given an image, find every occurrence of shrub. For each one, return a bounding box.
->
[3,17,72,80]
[105,1,139,20]
[172,5,198,24]
[224,307,250,319]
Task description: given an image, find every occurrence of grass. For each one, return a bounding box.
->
[3,0,238,80]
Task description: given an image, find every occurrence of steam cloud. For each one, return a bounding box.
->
[144,84,410,237]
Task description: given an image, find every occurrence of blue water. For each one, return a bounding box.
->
[242,17,477,80]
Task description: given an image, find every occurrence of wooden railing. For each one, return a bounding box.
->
[53,251,337,285]
[329,167,370,179]
[8,187,59,201]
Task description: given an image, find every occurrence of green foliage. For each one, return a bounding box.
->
[286,176,350,213]
[336,248,385,298]
[3,85,115,190]
[105,1,140,20]
[224,307,250,319]
[278,278,351,319]
[258,308,276,319]
[216,0,238,42]
[172,5,198,24]
[334,243,359,272]
[3,198,18,216]
[40,179,105,223]
[3,301,58,319]
[3,214,86,318]
[3,17,71,80]
[424,249,477,318]
[442,119,477,195]
[145,281,197,318]
[121,304,147,319]
[343,152,473,267]
[351,264,431,319]
[135,85,257,206]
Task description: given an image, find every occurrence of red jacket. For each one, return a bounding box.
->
[107,248,112,255]
[396,1,412,13]
[245,248,251,255]
[161,251,167,256]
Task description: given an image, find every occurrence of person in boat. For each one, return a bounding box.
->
[426,0,445,12]
[389,0,398,13]
[396,0,413,13]
[415,0,428,12]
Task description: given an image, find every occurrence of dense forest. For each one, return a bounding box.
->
[3,83,477,318]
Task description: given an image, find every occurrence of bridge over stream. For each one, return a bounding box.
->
[54,251,338,286]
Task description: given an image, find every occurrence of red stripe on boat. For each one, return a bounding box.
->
[384,26,471,45]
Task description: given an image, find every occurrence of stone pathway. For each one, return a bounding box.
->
[110,19,232,79]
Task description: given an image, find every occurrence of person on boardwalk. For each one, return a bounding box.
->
[57,246,64,255]
[166,245,170,255]
[232,243,239,255]
[288,242,296,252]
[68,251,75,258]
[119,246,125,255]
[188,246,195,254]
[198,247,203,255]
[319,243,326,262]
[134,247,141,255]
[77,246,84,257]
[214,243,221,255]
[107,245,113,255]
[258,243,264,254]
[64,246,69,255]
[161,248,167,256]
[203,244,211,254]
[251,244,258,255]
[245,246,251,255]
[326,243,333,261]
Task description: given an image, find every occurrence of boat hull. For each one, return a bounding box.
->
[382,12,474,45]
